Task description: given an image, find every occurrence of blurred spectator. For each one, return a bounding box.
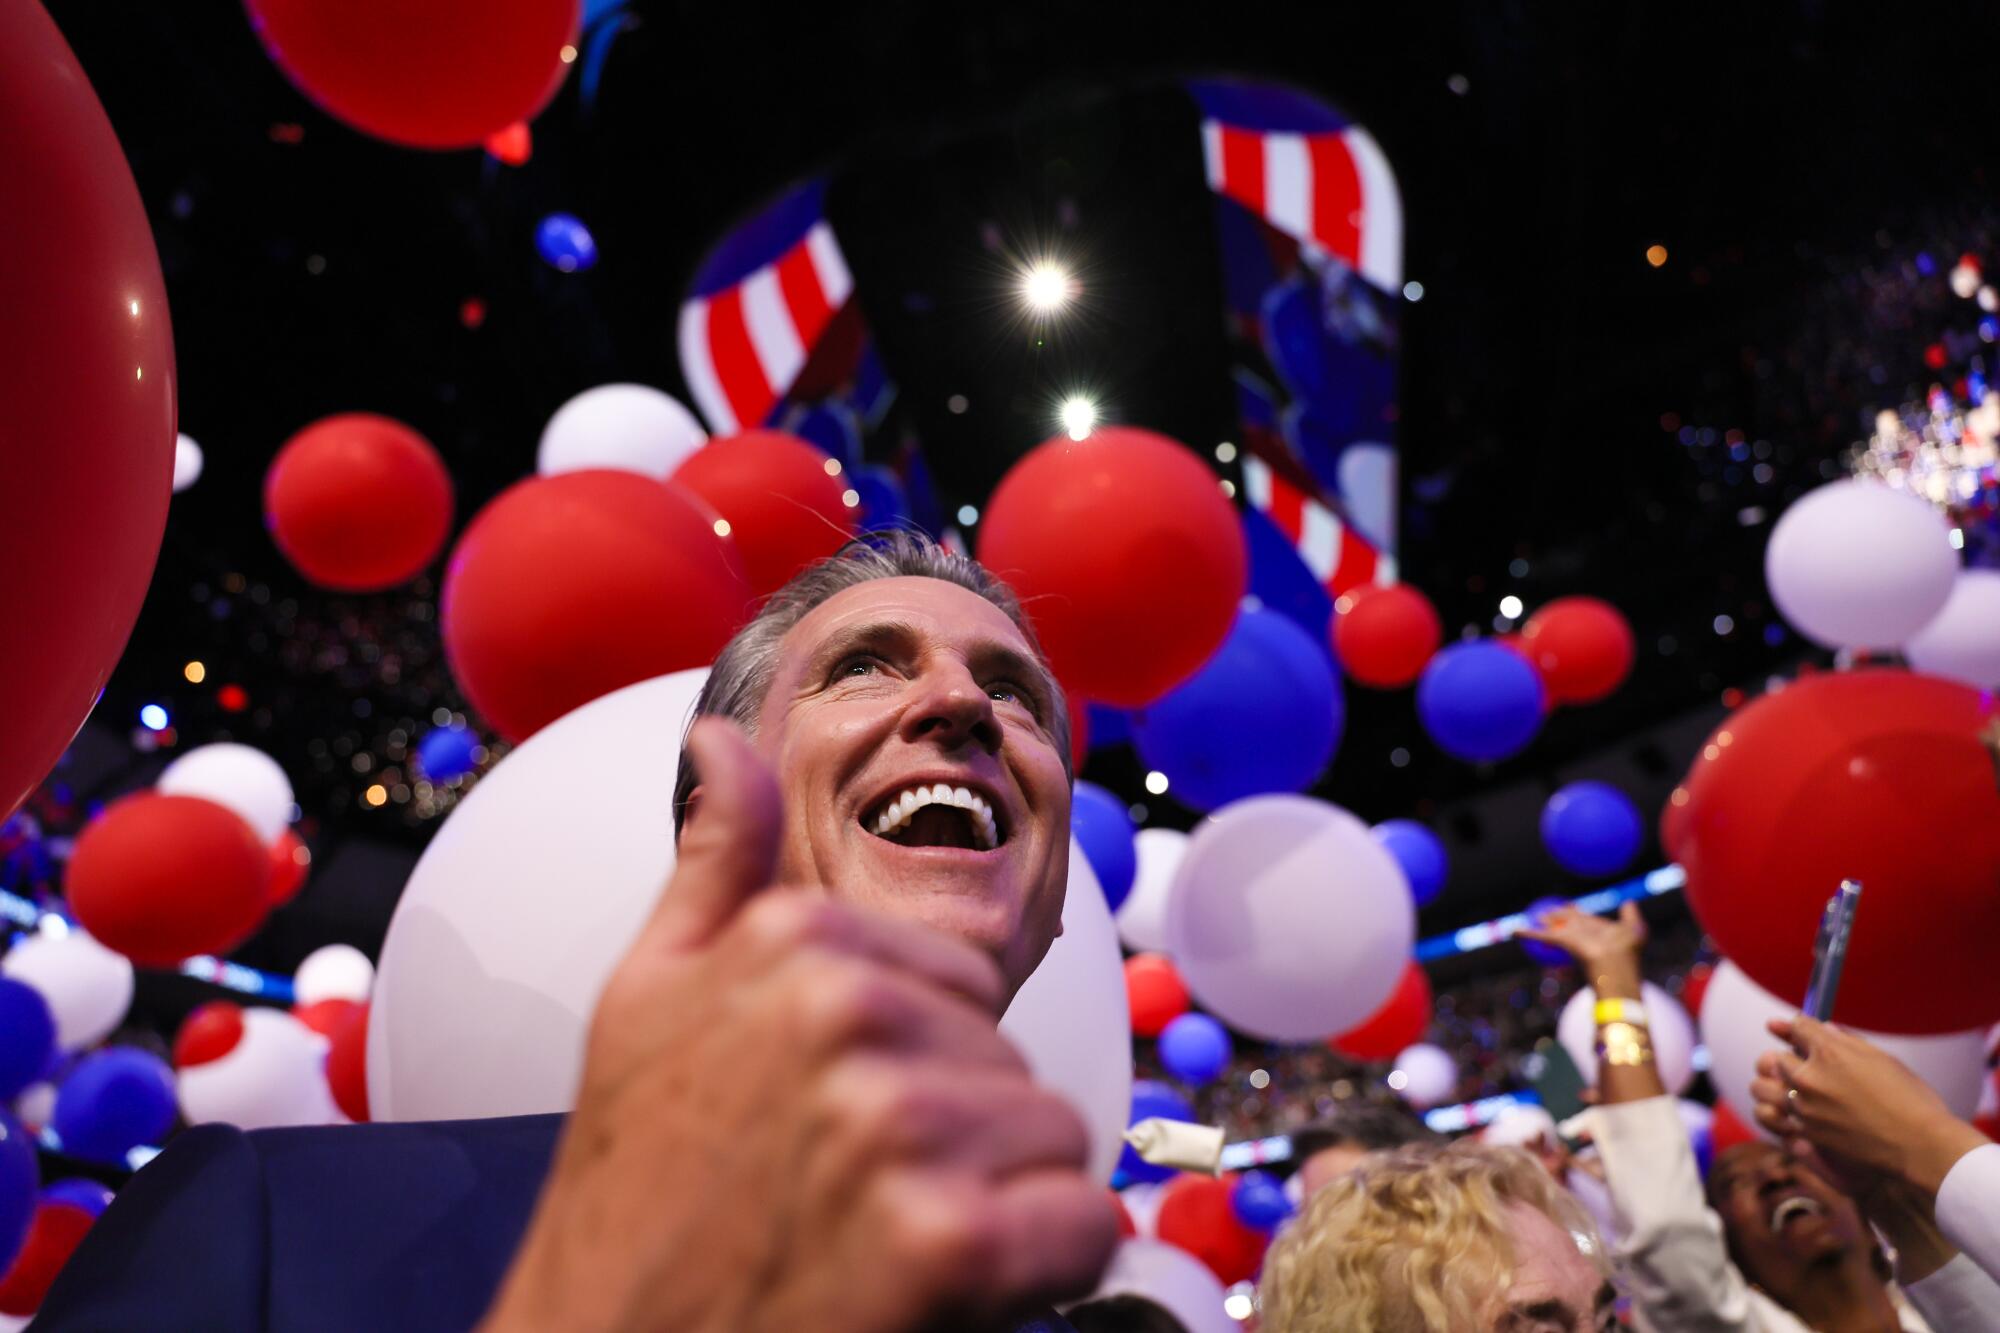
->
[1066,1294,1192,1333]
[1288,1101,1441,1196]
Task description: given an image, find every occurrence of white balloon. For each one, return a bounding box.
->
[1765,479,1957,650]
[1165,795,1412,1043]
[1482,1103,1558,1149]
[1391,1042,1458,1110]
[293,944,375,1007]
[178,1008,342,1130]
[1076,1238,1236,1333]
[1699,960,1988,1138]
[1556,982,1696,1095]
[157,743,295,845]
[536,383,707,481]
[14,1082,54,1132]
[1337,442,1398,554]
[2,930,133,1050]
[370,670,1133,1181]
[172,433,203,493]
[1115,828,1187,955]
[1905,569,2000,689]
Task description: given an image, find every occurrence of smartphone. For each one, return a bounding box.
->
[1801,880,1862,1022]
[1519,1037,1589,1123]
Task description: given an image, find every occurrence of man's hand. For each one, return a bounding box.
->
[479,719,1117,1333]
[1517,901,1647,999]
[1750,1014,1991,1197]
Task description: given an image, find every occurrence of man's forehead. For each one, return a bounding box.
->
[781,576,1036,662]
[1712,1141,1781,1183]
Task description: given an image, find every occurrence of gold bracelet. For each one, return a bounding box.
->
[1597,1020,1655,1067]
[1593,997,1649,1028]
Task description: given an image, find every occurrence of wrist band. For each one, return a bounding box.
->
[1593,997,1649,1028]
[1597,1021,1655,1068]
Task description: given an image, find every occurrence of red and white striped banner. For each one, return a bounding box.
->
[1199,121,1402,294]
[1241,454,1396,595]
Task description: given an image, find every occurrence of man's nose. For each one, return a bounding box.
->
[904,663,1001,752]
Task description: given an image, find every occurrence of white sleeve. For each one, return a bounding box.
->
[1937,1144,2000,1286]
[1589,1097,1764,1333]
[1901,1252,2000,1331]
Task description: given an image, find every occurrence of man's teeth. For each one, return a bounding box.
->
[1770,1196,1824,1231]
[870,783,999,850]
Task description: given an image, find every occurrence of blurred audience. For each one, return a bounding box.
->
[1066,1293,1193,1333]
[1287,1101,1441,1196]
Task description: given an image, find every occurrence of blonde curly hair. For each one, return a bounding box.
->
[1258,1140,1609,1332]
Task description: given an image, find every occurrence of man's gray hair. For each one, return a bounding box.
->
[671,530,1071,837]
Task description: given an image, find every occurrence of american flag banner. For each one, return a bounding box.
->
[1241,453,1397,598]
[678,179,856,436]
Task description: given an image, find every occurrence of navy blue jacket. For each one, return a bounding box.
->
[30,1114,1074,1332]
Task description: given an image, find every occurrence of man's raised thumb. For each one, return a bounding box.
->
[645,717,783,952]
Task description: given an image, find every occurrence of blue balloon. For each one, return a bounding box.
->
[1415,641,1545,763]
[0,979,54,1102]
[1157,1013,1232,1085]
[535,213,598,273]
[1231,1170,1294,1231]
[1084,703,1132,750]
[1119,1081,1196,1184]
[1132,607,1343,812]
[1541,781,1643,877]
[1070,781,1137,912]
[1373,819,1448,908]
[1519,896,1575,968]
[416,726,479,783]
[0,1115,36,1272]
[51,1048,175,1167]
[40,1178,113,1218]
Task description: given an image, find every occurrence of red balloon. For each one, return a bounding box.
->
[172,1002,245,1069]
[442,470,751,741]
[977,428,1246,707]
[1678,962,1714,1024]
[1154,1174,1268,1286]
[1333,585,1442,688]
[326,1002,370,1122]
[1331,961,1432,1062]
[1708,1100,1759,1157]
[67,794,271,968]
[1518,597,1635,705]
[264,414,455,591]
[0,1202,94,1316]
[1125,954,1191,1039]
[670,431,857,600]
[1677,670,2000,1033]
[294,998,362,1041]
[267,829,310,907]
[0,6,175,820]
[243,0,580,149]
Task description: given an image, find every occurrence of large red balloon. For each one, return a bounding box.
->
[442,470,751,741]
[0,1201,94,1316]
[1518,597,1635,705]
[1676,669,2000,1033]
[1154,1174,1268,1286]
[326,1001,370,1122]
[264,414,455,591]
[267,829,311,907]
[1125,954,1191,1039]
[977,428,1246,707]
[1331,961,1432,1062]
[1333,584,1442,688]
[670,431,857,600]
[243,0,580,149]
[67,794,271,968]
[0,6,175,820]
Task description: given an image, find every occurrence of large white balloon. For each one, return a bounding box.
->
[2,929,133,1050]
[1115,828,1187,955]
[293,944,374,1007]
[1700,960,1987,1137]
[1905,569,2000,690]
[1076,1238,1236,1333]
[157,743,295,845]
[536,383,706,481]
[370,671,1133,1181]
[1556,982,1696,1095]
[172,432,203,493]
[1165,795,1411,1043]
[1391,1042,1458,1111]
[178,1008,342,1130]
[1764,479,1957,650]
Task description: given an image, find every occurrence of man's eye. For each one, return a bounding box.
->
[838,657,881,678]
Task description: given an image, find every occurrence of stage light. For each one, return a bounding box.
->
[1060,396,1097,440]
[1499,595,1524,619]
[1021,262,1073,313]
[1144,770,1170,795]
[139,705,168,731]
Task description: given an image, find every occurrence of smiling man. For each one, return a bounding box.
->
[36,533,1115,1333]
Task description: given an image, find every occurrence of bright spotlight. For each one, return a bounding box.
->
[1021,263,1073,312]
[1061,397,1097,440]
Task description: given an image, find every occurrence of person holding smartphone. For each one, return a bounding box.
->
[1521,905,2000,1332]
